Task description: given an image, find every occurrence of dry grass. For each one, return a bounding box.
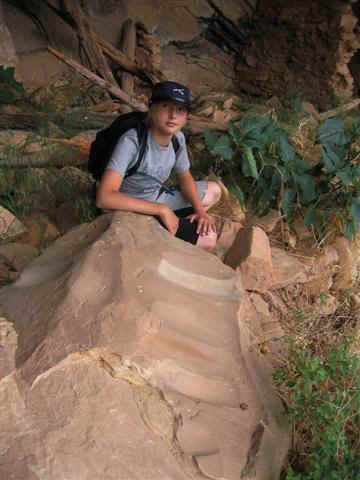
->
[276,285,358,358]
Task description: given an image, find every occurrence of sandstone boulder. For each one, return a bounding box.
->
[0,212,289,480]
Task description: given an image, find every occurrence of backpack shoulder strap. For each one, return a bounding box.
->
[124,120,148,178]
[171,135,180,153]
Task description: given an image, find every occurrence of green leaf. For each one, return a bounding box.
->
[240,115,271,136]
[228,184,245,207]
[293,156,311,174]
[242,156,251,177]
[0,90,15,104]
[0,66,25,94]
[255,189,272,215]
[277,131,295,163]
[346,220,356,240]
[318,117,349,147]
[228,123,242,145]
[351,198,360,231]
[270,169,281,194]
[243,147,259,179]
[293,173,318,204]
[294,96,303,113]
[282,187,296,218]
[260,123,277,147]
[320,145,342,172]
[336,167,353,186]
[304,206,317,227]
[204,128,218,151]
[353,164,360,176]
[213,135,234,160]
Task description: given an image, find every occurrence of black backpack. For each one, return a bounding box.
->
[88,111,180,181]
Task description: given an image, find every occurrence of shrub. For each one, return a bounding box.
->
[204,112,360,241]
[274,337,360,480]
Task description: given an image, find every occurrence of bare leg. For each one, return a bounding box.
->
[196,181,221,251]
[196,230,217,252]
[202,181,222,211]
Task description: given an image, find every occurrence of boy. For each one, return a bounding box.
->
[96,81,221,251]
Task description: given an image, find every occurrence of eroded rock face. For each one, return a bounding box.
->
[2,0,254,94]
[0,212,288,480]
[0,0,17,69]
[235,0,345,109]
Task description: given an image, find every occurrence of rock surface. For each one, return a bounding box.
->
[0,212,289,480]
[2,0,253,95]
[0,205,27,243]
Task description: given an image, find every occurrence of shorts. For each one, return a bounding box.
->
[156,180,208,210]
[157,181,208,245]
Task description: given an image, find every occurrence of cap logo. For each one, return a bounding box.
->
[173,88,185,96]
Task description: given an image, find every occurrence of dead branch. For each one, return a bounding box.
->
[120,19,136,95]
[62,1,117,88]
[95,34,163,85]
[319,98,360,121]
[39,0,162,85]
[187,114,228,133]
[48,46,148,111]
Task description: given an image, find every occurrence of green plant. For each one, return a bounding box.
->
[319,291,330,305]
[74,193,99,223]
[0,65,26,110]
[274,338,360,480]
[204,112,360,241]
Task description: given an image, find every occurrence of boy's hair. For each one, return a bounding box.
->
[150,81,191,110]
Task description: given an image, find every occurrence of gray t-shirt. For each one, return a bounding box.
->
[106,129,190,201]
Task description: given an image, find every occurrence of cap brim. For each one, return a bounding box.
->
[151,96,190,109]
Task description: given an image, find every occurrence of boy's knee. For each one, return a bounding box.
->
[196,231,217,252]
[211,181,222,203]
[203,181,222,208]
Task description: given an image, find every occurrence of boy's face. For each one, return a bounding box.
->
[150,100,188,137]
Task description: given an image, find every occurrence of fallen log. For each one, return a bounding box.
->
[0,144,89,168]
[48,46,148,111]
[0,111,228,136]
[0,112,118,131]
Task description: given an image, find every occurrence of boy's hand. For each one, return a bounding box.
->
[158,205,179,235]
[187,213,216,236]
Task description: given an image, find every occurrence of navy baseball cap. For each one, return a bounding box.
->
[150,81,191,109]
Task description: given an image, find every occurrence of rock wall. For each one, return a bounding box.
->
[2,0,360,106]
[1,0,256,95]
[0,0,17,68]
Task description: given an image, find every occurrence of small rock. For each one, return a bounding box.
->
[20,213,60,250]
[225,227,273,293]
[302,101,320,120]
[0,242,39,272]
[249,209,282,233]
[314,294,339,316]
[0,206,27,243]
